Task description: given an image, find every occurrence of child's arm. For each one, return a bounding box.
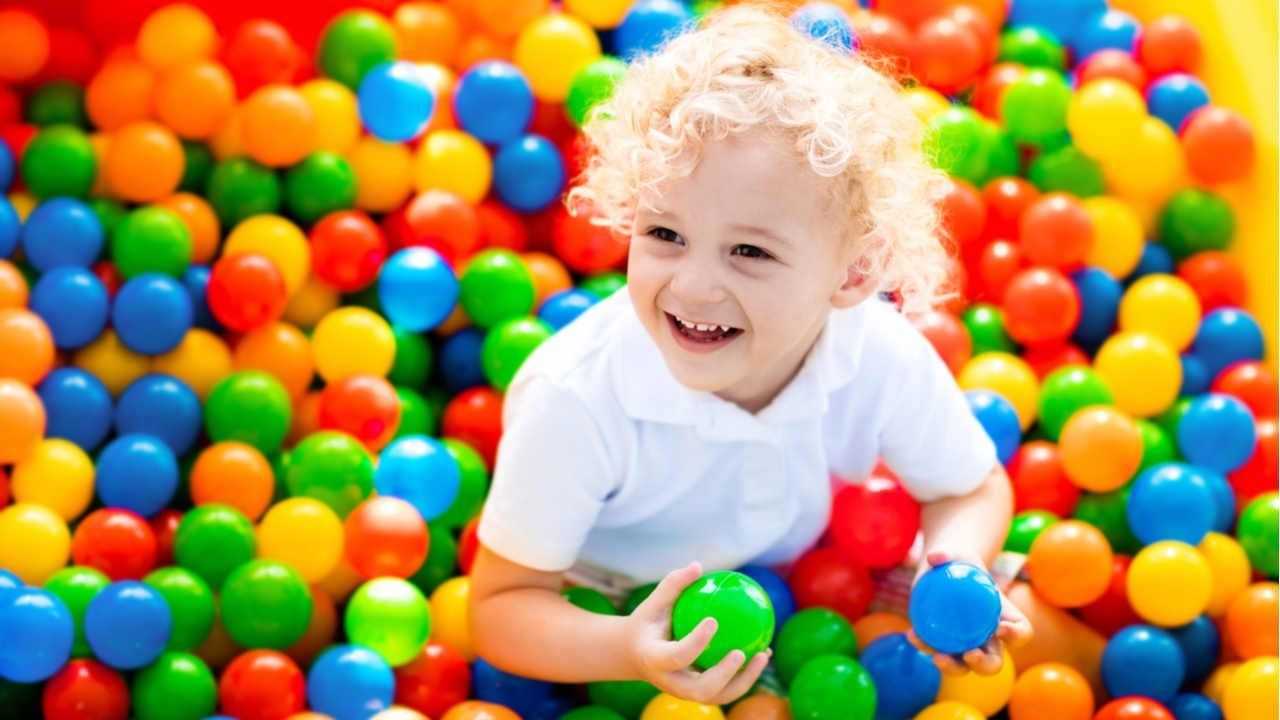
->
[470,545,771,705]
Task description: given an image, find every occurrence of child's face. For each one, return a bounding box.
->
[627,130,870,411]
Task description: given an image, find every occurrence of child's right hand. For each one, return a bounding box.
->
[622,562,772,706]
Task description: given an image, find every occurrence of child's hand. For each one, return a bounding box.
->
[908,550,1033,677]
[624,562,772,706]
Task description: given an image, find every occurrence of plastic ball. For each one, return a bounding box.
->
[1095,332,1182,418]
[1120,275,1202,351]
[257,498,343,584]
[567,56,625,127]
[1237,493,1278,578]
[1126,541,1212,626]
[923,107,994,184]
[286,431,376,518]
[615,0,693,61]
[959,353,1039,430]
[28,268,107,352]
[1019,193,1093,271]
[1194,309,1264,381]
[1180,106,1255,185]
[965,387,1022,464]
[320,375,401,451]
[313,307,396,381]
[218,650,306,720]
[388,188,480,264]
[910,562,1001,654]
[94,434,178,518]
[104,121,184,203]
[670,571,773,671]
[140,566,214,652]
[787,654,875,720]
[1059,406,1142,493]
[308,645,395,720]
[204,370,291,454]
[377,435,461,522]
[1212,361,1276,419]
[344,496,429,580]
[453,61,534,145]
[914,703,985,720]
[1178,394,1258,474]
[0,8,49,82]
[111,274,192,355]
[1222,657,1278,720]
[379,247,459,332]
[20,198,102,273]
[35,368,111,452]
[512,14,600,104]
[1003,267,1080,347]
[20,125,95,200]
[0,587,73,682]
[460,250,536,329]
[310,210,386,292]
[787,547,873,624]
[414,129,491,203]
[188,441,274,522]
[220,560,312,650]
[0,381,47,464]
[131,652,220,720]
[1005,510,1058,554]
[481,317,552,391]
[1026,519,1113,607]
[1008,662,1094,720]
[359,62,436,143]
[1027,144,1105,198]
[346,578,432,667]
[0,308,54,387]
[1081,198,1144,280]
[1067,79,1146,160]
[112,205,193,280]
[84,580,171,670]
[493,135,565,212]
[224,19,301,95]
[935,648,1015,716]
[1198,532,1251,617]
[11,438,94,521]
[45,567,112,658]
[1128,463,1216,546]
[240,85,315,168]
[282,151,357,225]
[1159,189,1235,261]
[1001,68,1071,147]
[857,633,939,720]
[1147,73,1210,133]
[1094,698,1175,720]
[829,474,921,569]
[1102,625,1185,703]
[205,157,282,228]
[172,504,256,591]
[41,658,130,720]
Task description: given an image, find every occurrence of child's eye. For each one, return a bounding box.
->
[731,244,774,261]
[647,226,683,244]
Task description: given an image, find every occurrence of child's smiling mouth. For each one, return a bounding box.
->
[666,312,743,353]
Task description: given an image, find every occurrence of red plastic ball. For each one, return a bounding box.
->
[1023,343,1090,379]
[0,122,37,159]
[973,239,1026,302]
[911,310,971,376]
[92,261,123,298]
[0,467,9,509]
[829,474,922,569]
[70,508,159,581]
[0,85,18,125]
[1093,697,1174,720]
[946,5,998,64]
[442,387,504,470]
[788,547,874,624]
[551,207,629,274]
[218,650,307,720]
[1230,419,1277,506]
[458,516,480,574]
[38,26,99,86]
[982,176,1039,242]
[1076,49,1148,90]
[207,252,289,332]
[224,20,303,98]
[529,99,578,148]
[851,13,913,77]
[1008,441,1079,517]
[1136,15,1202,77]
[43,659,129,720]
[973,62,1027,120]
[1213,361,1278,420]
[319,374,402,451]
[1019,193,1093,271]
[1180,106,1256,185]
[477,200,528,252]
[1076,555,1141,637]
[345,496,430,579]
[1002,267,1081,347]
[938,177,986,257]
[390,189,481,265]
[310,210,388,292]
[911,16,986,95]
[150,509,183,568]
[396,642,473,718]
[1177,250,1247,310]
[875,0,944,29]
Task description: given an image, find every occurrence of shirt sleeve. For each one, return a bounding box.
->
[477,374,617,572]
[872,306,999,502]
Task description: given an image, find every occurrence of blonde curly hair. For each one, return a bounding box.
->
[566,3,955,314]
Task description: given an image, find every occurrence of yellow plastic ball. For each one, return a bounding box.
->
[223,214,311,297]
[514,13,601,102]
[283,276,341,330]
[301,79,361,155]
[431,576,475,661]
[413,129,492,203]
[257,498,344,583]
[641,694,726,720]
[1199,532,1252,617]
[11,439,95,521]
[311,307,396,382]
[74,330,150,397]
[914,702,986,720]
[958,353,1040,429]
[1066,79,1145,160]
[1127,540,1212,627]
[903,86,951,124]
[7,191,36,221]
[936,651,1016,717]
[137,4,219,70]
[1101,116,1187,203]
[151,329,233,400]
[1223,657,1279,720]
[1204,662,1239,705]
[1119,274,1202,351]
[371,709,429,720]
[564,0,633,29]
[0,503,71,584]
[348,137,413,213]
[1093,332,1182,418]
[1082,197,1144,279]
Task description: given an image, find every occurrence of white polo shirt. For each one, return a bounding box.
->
[476,289,997,594]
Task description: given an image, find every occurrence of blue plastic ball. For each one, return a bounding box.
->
[860,633,941,720]
[453,61,535,145]
[378,247,459,332]
[1168,615,1220,686]
[83,581,172,670]
[307,645,395,720]
[614,0,693,61]
[0,588,73,683]
[966,390,1022,464]
[790,3,854,53]
[111,273,193,355]
[1072,9,1141,61]
[909,561,1001,654]
[1070,266,1122,350]
[1180,353,1211,397]
[1192,308,1265,380]
[1194,466,1237,534]
[439,327,487,392]
[494,135,566,213]
[0,569,19,592]
[116,374,203,456]
[358,61,436,142]
[1127,462,1215,546]
[0,197,18,258]
[0,142,13,192]
[738,565,796,636]
[29,266,109,349]
[1127,242,1177,284]
[36,367,113,451]
[95,434,180,518]
[1147,73,1211,132]
[1168,693,1224,720]
[1101,624,1185,703]
[376,435,462,522]
[538,288,599,332]
[473,657,572,720]
[1008,0,1105,50]
[1178,394,1258,473]
[182,265,220,331]
[19,197,104,272]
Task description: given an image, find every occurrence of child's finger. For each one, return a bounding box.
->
[997,610,1034,648]
[636,562,703,617]
[659,617,718,672]
[962,644,1003,676]
[933,652,968,676]
[693,649,749,694]
[711,651,772,706]
[925,550,952,567]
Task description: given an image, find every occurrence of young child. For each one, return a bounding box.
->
[470,4,1031,706]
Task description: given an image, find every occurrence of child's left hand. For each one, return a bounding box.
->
[907,549,1033,677]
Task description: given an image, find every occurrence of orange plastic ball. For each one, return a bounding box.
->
[1026,520,1114,608]
[233,322,315,399]
[157,193,221,265]
[189,441,275,521]
[442,702,520,720]
[0,260,29,310]
[0,380,45,464]
[727,694,791,720]
[0,9,50,82]
[318,375,401,451]
[853,612,913,650]
[286,586,338,667]
[137,4,220,70]
[104,121,184,203]
[1008,662,1094,720]
[0,308,54,385]
[154,59,236,140]
[521,252,573,307]
[1180,106,1256,185]
[1058,406,1143,493]
[240,85,315,168]
[472,0,549,39]
[394,3,463,66]
[1226,583,1279,660]
[86,53,156,132]
[344,496,430,580]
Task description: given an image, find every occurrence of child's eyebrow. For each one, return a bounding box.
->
[730,223,791,247]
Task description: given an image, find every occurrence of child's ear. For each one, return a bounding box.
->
[831,263,876,309]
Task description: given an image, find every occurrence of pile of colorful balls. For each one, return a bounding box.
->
[0,1,1273,719]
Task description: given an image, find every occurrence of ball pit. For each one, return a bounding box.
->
[0,1,1274,719]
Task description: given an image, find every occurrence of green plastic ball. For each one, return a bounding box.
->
[1158,189,1235,261]
[1001,68,1072,147]
[587,681,660,719]
[26,81,86,127]
[983,128,1022,183]
[788,654,876,720]
[774,608,857,687]
[389,327,432,388]
[923,107,993,185]
[564,587,618,616]
[130,652,218,720]
[671,570,775,670]
[43,566,109,657]
[179,141,214,193]
[204,371,292,454]
[460,250,537,329]
[1237,492,1278,578]
[1155,397,1194,440]
[1028,144,1105,197]
[285,430,375,517]
[482,317,553,391]
[410,523,458,596]
[1073,487,1140,555]
[111,205,193,278]
[434,439,489,529]
[345,577,431,667]
[998,26,1066,69]
[318,10,398,89]
[581,272,626,299]
[220,559,312,649]
[1136,420,1178,473]
[562,707,627,720]
[283,151,356,225]
[567,56,627,128]
[394,387,438,439]
[173,504,256,590]
[1004,510,1059,554]
[21,124,95,199]
[206,157,281,227]
[622,583,658,615]
[143,567,215,651]
[962,304,1017,356]
[87,198,126,236]
[1039,366,1115,441]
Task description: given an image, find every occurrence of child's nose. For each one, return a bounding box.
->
[668,257,728,306]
